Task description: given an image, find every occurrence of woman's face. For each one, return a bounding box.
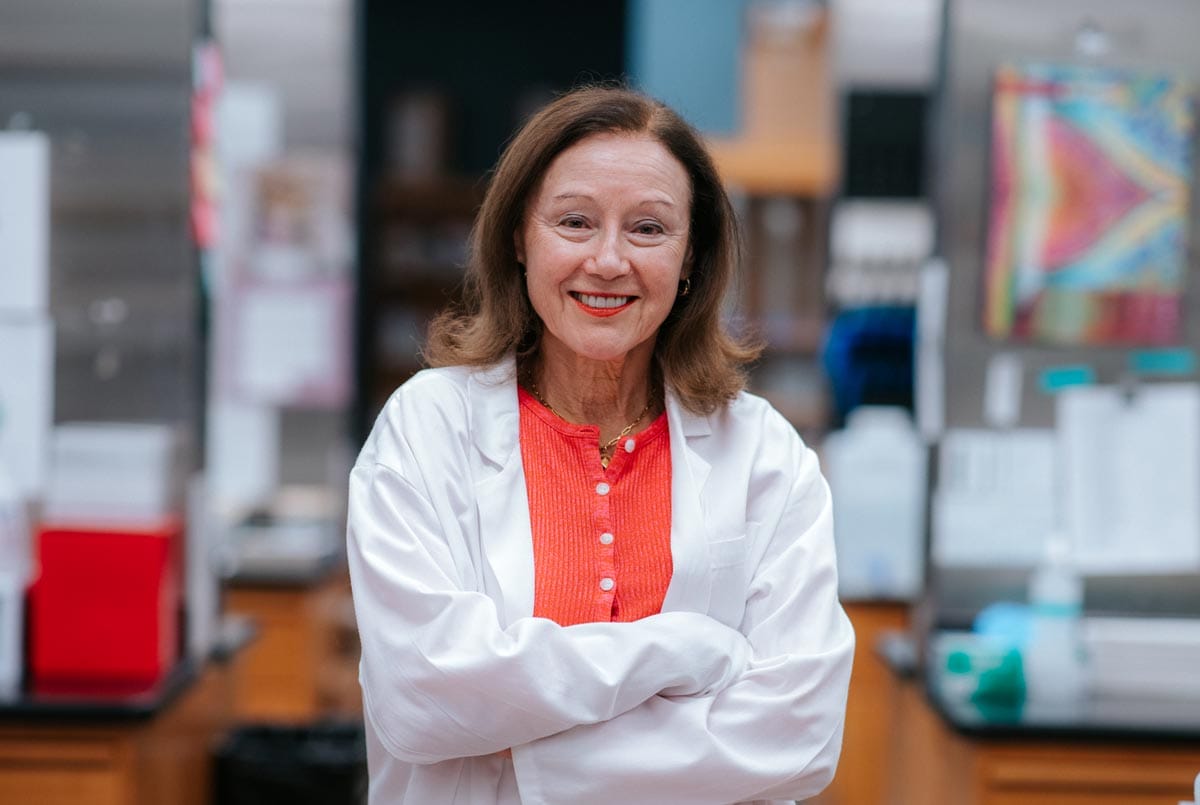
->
[516,132,692,368]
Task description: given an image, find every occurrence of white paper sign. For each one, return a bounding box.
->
[232,281,350,407]
[1058,384,1200,573]
[932,428,1058,567]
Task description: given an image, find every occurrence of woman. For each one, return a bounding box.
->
[348,86,854,805]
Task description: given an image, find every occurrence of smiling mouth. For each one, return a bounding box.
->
[569,292,636,318]
[570,292,634,308]
[570,292,636,308]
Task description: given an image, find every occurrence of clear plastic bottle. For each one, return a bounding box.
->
[1024,537,1086,702]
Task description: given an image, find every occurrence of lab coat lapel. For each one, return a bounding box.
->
[662,391,714,613]
[468,361,535,627]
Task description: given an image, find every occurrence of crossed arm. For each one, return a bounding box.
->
[348,461,753,764]
[511,468,855,805]
[348,436,853,804]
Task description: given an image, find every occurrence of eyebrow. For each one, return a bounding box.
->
[550,192,679,209]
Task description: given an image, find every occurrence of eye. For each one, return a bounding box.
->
[559,215,588,229]
[633,221,665,236]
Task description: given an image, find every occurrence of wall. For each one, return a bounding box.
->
[626,0,743,135]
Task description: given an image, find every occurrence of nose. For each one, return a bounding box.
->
[586,229,630,279]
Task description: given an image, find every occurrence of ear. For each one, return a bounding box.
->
[682,243,694,278]
[513,229,526,265]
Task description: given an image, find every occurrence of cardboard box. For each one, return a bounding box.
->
[0,132,50,314]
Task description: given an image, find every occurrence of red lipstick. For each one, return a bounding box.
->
[571,293,635,318]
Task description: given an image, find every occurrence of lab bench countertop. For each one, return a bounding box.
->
[0,660,200,722]
[879,629,1200,741]
[0,615,255,722]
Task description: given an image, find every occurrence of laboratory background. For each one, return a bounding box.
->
[1,0,1199,803]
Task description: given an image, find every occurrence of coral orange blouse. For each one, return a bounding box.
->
[518,387,673,626]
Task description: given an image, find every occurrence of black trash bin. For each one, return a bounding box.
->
[213,721,367,805]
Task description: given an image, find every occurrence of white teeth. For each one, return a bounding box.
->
[576,293,630,309]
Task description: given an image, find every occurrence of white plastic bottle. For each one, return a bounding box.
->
[823,406,927,599]
[1024,537,1086,703]
[0,461,29,698]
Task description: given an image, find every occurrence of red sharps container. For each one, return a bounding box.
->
[30,517,182,696]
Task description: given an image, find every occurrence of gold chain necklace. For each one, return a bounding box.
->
[527,380,654,468]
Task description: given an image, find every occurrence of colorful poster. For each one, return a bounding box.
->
[984,64,1194,345]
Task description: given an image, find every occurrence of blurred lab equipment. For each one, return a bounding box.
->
[822,305,915,426]
[1083,616,1200,701]
[1023,538,1086,704]
[0,130,53,700]
[824,406,926,599]
[218,492,342,583]
[932,629,1024,706]
[0,461,29,698]
[30,424,188,695]
[825,201,933,308]
[0,131,54,503]
[0,131,49,316]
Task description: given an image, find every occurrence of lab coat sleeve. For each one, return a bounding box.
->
[348,449,751,765]
[511,445,855,805]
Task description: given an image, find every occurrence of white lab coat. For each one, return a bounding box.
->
[347,360,855,805]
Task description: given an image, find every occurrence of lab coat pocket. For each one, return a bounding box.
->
[706,534,748,627]
[708,534,747,568]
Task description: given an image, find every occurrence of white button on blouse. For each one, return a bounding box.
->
[599,532,614,545]
[595,482,610,495]
[599,577,615,591]
[624,439,635,453]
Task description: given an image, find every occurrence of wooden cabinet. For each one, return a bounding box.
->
[887,674,1200,805]
[0,662,231,805]
[810,601,912,805]
[224,568,361,722]
[813,616,1200,805]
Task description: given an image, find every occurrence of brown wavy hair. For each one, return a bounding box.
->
[424,85,761,414]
